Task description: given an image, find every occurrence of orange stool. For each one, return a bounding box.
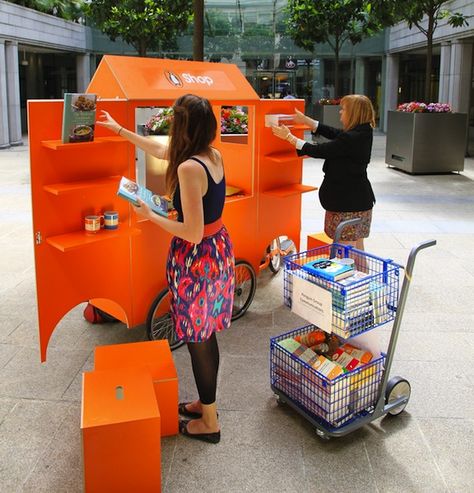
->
[81,369,161,493]
[307,231,332,250]
[94,340,178,436]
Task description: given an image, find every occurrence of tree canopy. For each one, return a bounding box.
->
[8,0,86,22]
[85,0,193,57]
[372,0,469,101]
[286,0,381,97]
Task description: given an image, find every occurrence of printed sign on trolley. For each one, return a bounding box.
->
[291,275,332,333]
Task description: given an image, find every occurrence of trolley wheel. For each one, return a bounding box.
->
[315,429,331,441]
[232,260,256,321]
[385,376,411,416]
[275,394,286,406]
[267,237,282,274]
[146,288,184,351]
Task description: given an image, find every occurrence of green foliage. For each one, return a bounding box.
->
[371,0,469,100]
[286,0,379,53]
[8,0,86,22]
[204,9,238,60]
[286,0,382,95]
[85,0,193,56]
[372,0,469,36]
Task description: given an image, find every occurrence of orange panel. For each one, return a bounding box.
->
[28,99,135,361]
[308,232,332,250]
[254,99,317,254]
[93,341,178,436]
[87,55,259,102]
[81,369,161,493]
[29,57,313,362]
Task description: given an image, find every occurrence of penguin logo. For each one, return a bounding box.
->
[165,71,183,87]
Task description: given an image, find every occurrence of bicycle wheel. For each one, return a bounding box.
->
[232,260,257,321]
[146,288,184,351]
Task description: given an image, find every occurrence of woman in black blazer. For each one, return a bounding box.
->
[272,94,376,251]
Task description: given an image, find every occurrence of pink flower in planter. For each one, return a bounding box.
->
[397,102,452,113]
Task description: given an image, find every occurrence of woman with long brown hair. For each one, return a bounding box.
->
[272,94,376,251]
[98,94,234,444]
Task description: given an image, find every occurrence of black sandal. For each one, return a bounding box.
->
[179,419,220,444]
[178,402,202,419]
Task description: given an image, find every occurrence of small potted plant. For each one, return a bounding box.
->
[143,107,174,136]
[386,101,467,174]
[221,106,248,144]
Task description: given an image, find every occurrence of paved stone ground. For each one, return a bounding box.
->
[0,134,473,492]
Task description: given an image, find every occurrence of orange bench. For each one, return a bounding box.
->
[307,231,332,250]
[94,340,178,436]
[81,369,161,493]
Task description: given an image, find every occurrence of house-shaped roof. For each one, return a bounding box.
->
[87,55,259,102]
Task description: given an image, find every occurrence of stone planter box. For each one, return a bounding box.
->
[385,111,467,174]
[313,104,342,129]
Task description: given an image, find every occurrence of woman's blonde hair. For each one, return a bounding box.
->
[340,94,376,130]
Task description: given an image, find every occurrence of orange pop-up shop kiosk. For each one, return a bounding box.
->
[28,55,317,361]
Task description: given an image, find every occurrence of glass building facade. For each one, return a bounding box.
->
[157,0,386,114]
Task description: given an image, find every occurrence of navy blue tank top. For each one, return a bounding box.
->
[173,156,226,224]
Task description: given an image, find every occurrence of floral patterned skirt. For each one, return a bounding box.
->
[324,209,373,241]
[166,226,235,342]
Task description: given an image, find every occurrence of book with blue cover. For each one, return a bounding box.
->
[117,176,168,217]
[302,258,354,282]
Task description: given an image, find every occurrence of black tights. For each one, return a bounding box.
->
[186,333,220,406]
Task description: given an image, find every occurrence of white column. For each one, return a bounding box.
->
[354,57,366,94]
[0,40,10,149]
[438,42,451,103]
[5,41,22,146]
[383,53,399,131]
[449,40,473,114]
[76,53,92,92]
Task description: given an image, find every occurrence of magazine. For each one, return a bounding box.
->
[61,93,97,143]
[117,176,168,217]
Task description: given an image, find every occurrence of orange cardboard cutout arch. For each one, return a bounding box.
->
[29,56,315,361]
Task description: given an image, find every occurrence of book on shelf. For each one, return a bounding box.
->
[117,176,168,217]
[61,93,97,144]
[225,185,242,197]
[264,114,295,127]
[301,258,354,282]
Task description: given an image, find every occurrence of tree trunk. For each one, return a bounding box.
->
[138,39,147,57]
[334,43,340,98]
[193,0,204,61]
[424,16,435,102]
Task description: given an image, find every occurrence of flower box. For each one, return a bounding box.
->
[221,133,248,144]
[313,103,342,129]
[385,111,467,174]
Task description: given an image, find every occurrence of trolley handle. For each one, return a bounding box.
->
[404,240,437,280]
[333,218,362,244]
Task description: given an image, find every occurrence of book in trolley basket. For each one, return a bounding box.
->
[283,244,400,338]
[301,258,354,282]
[271,244,402,429]
[270,324,385,428]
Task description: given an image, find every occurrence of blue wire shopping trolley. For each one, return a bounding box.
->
[270,239,436,439]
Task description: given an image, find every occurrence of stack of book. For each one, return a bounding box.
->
[331,271,374,337]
